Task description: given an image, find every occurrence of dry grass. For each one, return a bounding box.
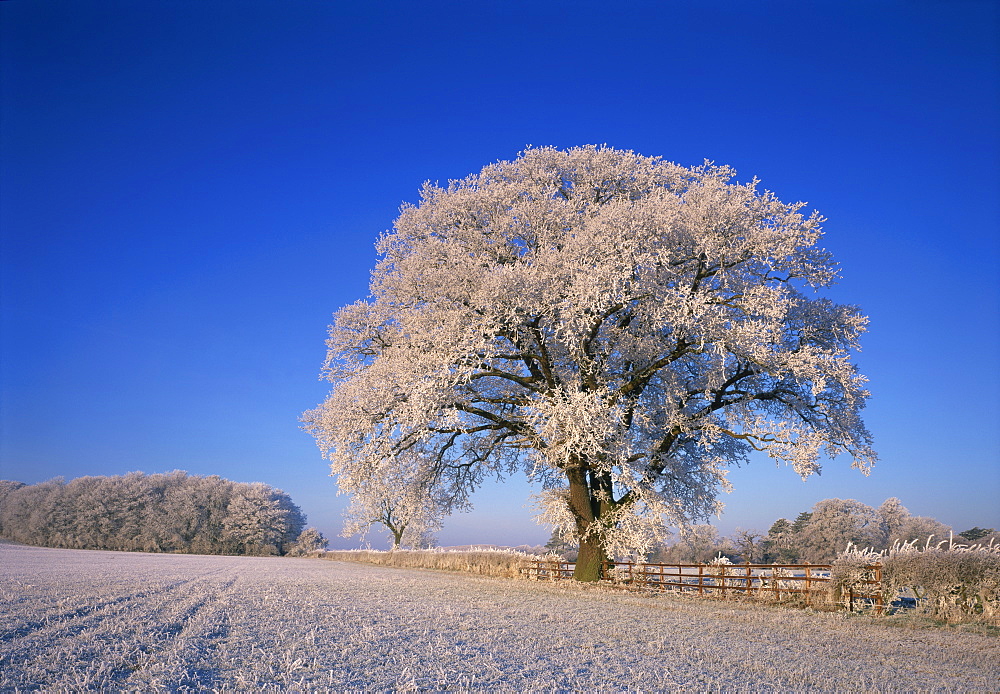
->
[317,547,536,578]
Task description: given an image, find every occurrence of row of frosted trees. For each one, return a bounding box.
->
[0,471,310,556]
[620,498,991,565]
[755,497,955,564]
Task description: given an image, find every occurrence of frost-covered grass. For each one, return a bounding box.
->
[2,543,998,691]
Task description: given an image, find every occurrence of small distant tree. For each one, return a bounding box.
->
[731,528,764,563]
[791,512,813,534]
[287,527,329,556]
[958,527,995,543]
[343,497,438,548]
[340,465,451,550]
[759,511,815,563]
[544,528,577,558]
[974,530,1000,546]
[892,515,952,546]
[303,145,876,581]
[796,498,883,563]
[876,497,910,545]
[653,524,733,563]
[761,518,799,563]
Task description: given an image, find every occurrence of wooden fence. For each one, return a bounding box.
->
[521,559,883,612]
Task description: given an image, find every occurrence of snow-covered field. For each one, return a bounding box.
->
[2,543,997,692]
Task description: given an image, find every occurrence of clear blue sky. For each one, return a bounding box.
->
[2,1,997,550]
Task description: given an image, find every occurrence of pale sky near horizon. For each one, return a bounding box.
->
[2,1,998,550]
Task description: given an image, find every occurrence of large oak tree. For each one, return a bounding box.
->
[304,146,875,580]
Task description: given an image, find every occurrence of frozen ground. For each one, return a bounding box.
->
[1,543,997,692]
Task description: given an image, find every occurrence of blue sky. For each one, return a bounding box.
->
[2,1,997,550]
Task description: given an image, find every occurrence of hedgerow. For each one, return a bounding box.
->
[317,547,542,578]
[832,536,1000,623]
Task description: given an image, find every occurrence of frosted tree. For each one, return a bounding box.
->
[653,524,732,563]
[892,515,952,546]
[287,527,329,556]
[876,497,910,545]
[0,480,25,505]
[796,498,884,562]
[0,472,308,556]
[304,145,875,581]
[762,518,799,563]
[958,527,996,543]
[222,482,305,555]
[871,497,952,547]
[103,472,156,551]
[342,494,440,549]
[732,528,765,563]
[340,460,451,549]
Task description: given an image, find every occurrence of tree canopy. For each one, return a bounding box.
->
[304,145,875,580]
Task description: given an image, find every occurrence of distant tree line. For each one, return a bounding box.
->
[546,497,996,564]
[0,471,323,556]
[654,498,997,564]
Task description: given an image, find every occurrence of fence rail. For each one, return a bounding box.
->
[521,559,883,612]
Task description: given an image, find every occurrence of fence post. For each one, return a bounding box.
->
[875,563,883,615]
[698,564,704,595]
[805,565,811,606]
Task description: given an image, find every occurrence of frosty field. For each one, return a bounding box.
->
[2,543,997,692]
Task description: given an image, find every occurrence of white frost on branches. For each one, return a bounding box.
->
[833,536,1000,620]
[340,480,444,550]
[304,145,875,567]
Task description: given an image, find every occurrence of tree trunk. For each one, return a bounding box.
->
[388,522,405,550]
[567,466,607,581]
[574,533,607,582]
